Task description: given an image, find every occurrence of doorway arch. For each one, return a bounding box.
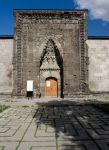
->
[45,77,58,97]
[39,39,63,97]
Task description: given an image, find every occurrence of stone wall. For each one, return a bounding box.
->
[87,39,109,92]
[0,37,109,97]
[0,38,13,95]
[13,10,88,97]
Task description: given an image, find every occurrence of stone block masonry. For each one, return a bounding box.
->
[0,38,13,97]
[87,39,109,92]
[0,104,109,149]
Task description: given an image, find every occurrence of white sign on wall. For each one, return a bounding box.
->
[46,81,51,87]
[27,80,33,91]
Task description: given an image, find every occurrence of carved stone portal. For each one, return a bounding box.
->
[40,39,63,97]
[13,10,88,98]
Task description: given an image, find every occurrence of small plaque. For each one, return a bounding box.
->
[46,81,51,87]
[27,80,33,91]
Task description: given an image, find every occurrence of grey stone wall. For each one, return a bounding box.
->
[13,10,88,97]
[0,39,13,95]
[0,36,109,98]
[87,39,109,92]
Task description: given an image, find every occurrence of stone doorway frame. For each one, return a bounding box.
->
[39,70,61,97]
[45,77,58,97]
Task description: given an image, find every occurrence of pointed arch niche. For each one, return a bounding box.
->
[39,39,63,97]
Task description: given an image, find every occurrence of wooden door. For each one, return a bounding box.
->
[45,78,57,96]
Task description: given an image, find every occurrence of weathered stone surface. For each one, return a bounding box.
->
[13,10,88,97]
[87,40,109,92]
[0,39,13,96]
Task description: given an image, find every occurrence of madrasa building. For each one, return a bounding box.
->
[0,9,109,98]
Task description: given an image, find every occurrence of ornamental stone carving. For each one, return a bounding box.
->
[13,10,88,97]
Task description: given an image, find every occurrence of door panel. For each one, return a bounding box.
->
[45,78,57,96]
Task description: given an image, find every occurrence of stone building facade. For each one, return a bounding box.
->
[0,10,109,98]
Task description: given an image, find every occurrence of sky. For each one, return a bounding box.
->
[0,0,109,36]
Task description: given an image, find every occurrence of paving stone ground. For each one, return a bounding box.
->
[0,100,109,150]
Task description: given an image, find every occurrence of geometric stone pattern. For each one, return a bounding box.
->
[0,107,35,150]
[0,105,109,149]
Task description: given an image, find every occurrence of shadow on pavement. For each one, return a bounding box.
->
[33,100,109,150]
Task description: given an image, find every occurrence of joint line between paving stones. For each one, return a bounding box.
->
[68,114,79,136]
[53,106,59,150]
[15,111,34,150]
[85,129,102,150]
[55,135,58,150]
[74,107,102,150]
[34,108,42,137]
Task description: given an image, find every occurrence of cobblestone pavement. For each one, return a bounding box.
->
[0,103,109,150]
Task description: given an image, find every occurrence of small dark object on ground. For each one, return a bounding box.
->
[27,91,33,100]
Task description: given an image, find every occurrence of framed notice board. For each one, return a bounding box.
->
[27,80,33,91]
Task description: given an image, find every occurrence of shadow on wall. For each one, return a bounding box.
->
[33,100,109,150]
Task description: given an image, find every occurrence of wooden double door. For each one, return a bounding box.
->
[45,78,58,97]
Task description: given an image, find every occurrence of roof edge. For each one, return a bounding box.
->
[0,35,14,39]
[13,9,88,11]
[13,9,88,15]
[88,36,109,40]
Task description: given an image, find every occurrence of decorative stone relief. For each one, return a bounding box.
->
[13,10,88,97]
[40,39,60,70]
